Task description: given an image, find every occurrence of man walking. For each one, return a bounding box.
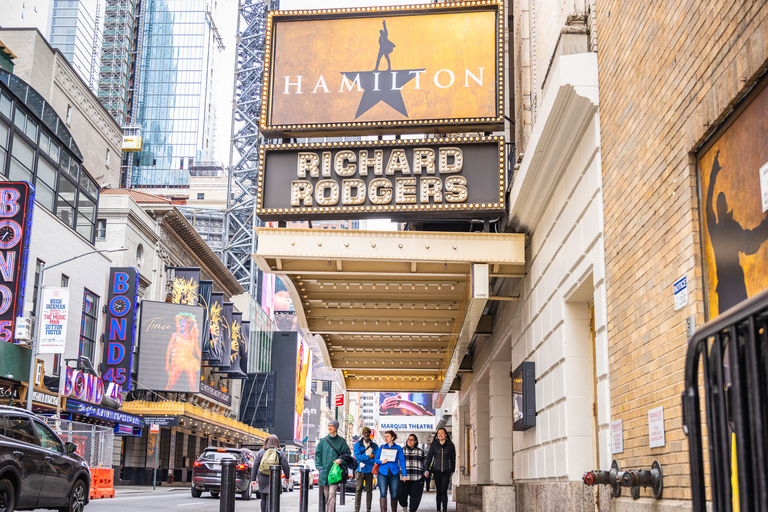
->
[315,420,352,512]
[399,434,425,512]
[353,427,378,512]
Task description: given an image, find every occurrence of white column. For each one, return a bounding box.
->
[489,361,513,485]
[470,374,490,484]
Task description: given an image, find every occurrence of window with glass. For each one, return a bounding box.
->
[34,421,63,453]
[78,289,99,360]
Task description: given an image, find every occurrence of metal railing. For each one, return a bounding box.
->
[42,418,114,469]
[683,288,768,512]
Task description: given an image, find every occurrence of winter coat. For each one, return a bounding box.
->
[425,438,456,474]
[353,439,379,474]
[314,434,352,486]
[374,442,406,477]
[252,448,290,494]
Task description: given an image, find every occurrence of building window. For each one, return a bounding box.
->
[65,105,71,124]
[96,219,106,239]
[32,259,44,319]
[60,274,69,287]
[197,193,204,200]
[78,289,99,361]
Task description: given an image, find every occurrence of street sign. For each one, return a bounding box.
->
[335,394,344,407]
[149,424,160,434]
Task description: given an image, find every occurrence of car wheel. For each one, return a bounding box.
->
[191,486,202,498]
[0,479,15,512]
[58,478,86,512]
[210,491,220,498]
[242,484,252,501]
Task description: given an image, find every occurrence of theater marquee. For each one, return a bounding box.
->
[260,1,504,137]
[255,137,505,220]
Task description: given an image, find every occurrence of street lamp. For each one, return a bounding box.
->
[26,247,128,412]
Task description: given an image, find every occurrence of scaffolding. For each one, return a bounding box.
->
[98,0,138,124]
[223,0,278,295]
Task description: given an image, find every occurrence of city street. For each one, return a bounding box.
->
[81,486,454,512]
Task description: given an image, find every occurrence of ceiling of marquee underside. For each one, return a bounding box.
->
[253,228,525,392]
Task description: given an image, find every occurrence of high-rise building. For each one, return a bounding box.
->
[98,0,138,124]
[129,0,222,192]
[48,0,102,91]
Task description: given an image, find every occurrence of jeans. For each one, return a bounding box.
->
[378,472,400,498]
[322,484,339,512]
[432,471,451,511]
[355,471,374,512]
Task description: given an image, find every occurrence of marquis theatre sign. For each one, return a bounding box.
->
[256,137,505,220]
[260,2,504,137]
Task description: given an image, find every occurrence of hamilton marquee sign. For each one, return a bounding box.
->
[260,1,504,137]
[256,137,506,220]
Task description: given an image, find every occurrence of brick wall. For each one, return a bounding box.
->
[598,0,768,501]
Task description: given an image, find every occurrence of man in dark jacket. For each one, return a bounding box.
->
[315,419,352,512]
[353,427,379,512]
[253,435,291,512]
[424,428,456,512]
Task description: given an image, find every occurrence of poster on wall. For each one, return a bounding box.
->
[379,393,436,416]
[699,81,768,318]
[294,336,311,443]
[38,287,69,354]
[137,301,204,393]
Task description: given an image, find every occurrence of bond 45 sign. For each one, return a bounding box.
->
[256,137,505,220]
[101,268,139,390]
[0,182,34,342]
[260,2,503,137]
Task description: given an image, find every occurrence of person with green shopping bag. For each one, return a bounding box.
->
[315,419,352,512]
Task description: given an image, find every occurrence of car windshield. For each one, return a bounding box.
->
[200,451,240,462]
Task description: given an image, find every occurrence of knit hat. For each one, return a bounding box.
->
[329,419,340,430]
[362,427,371,436]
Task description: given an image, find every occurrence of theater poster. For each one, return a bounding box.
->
[699,80,768,318]
[294,336,311,443]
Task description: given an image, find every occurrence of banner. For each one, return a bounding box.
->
[294,336,311,443]
[38,287,69,354]
[223,311,247,379]
[198,280,213,361]
[137,301,204,392]
[171,268,200,305]
[204,292,229,368]
[239,321,250,376]
[0,182,34,343]
[102,267,139,390]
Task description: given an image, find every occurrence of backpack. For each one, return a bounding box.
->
[259,448,280,475]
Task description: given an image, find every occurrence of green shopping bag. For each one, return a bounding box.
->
[328,463,343,485]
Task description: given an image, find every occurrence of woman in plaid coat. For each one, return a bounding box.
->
[399,434,426,512]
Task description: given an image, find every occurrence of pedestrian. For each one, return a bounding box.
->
[315,419,352,512]
[353,427,379,512]
[375,430,406,512]
[424,428,456,512]
[398,434,425,512]
[253,434,291,512]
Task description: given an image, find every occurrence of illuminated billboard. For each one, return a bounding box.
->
[137,301,205,393]
[379,393,436,416]
[256,137,505,220]
[260,2,503,137]
[294,335,311,443]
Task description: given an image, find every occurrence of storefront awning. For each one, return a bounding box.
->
[253,228,525,393]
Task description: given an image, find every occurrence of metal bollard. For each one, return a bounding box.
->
[270,465,282,512]
[299,468,310,512]
[318,483,326,512]
[220,459,236,512]
[339,472,346,505]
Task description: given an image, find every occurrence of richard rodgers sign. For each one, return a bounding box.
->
[260,1,504,137]
[256,137,505,220]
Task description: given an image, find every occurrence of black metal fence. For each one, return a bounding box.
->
[683,288,768,512]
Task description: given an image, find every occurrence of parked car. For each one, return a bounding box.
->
[191,447,255,500]
[290,464,314,489]
[344,466,356,494]
[0,405,91,512]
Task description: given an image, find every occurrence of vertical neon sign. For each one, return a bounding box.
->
[101,267,139,390]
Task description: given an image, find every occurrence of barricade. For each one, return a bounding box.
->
[88,467,115,500]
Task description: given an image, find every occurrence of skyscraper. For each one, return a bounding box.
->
[129,0,222,191]
[48,0,102,91]
[98,0,138,124]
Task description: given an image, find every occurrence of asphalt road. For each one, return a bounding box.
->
[77,485,449,512]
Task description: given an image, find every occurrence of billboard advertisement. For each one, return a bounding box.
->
[137,301,204,393]
[0,182,34,343]
[261,3,503,137]
[38,287,69,354]
[274,278,295,313]
[295,335,311,443]
[255,138,505,221]
[699,81,768,318]
[101,267,139,389]
[379,393,436,416]
[271,331,305,446]
[202,291,229,367]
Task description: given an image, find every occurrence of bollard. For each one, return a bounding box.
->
[299,468,310,512]
[220,459,236,512]
[318,483,326,512]
[270,465,282,512]
[339,471,346,505]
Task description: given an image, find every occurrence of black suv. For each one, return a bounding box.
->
[191,447,255,500]
[0,406,90,512]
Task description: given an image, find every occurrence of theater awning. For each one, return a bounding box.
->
[253,228,525,394]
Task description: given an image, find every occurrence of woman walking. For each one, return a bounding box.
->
[375,430,406,512]
[399,434,425,512]
[253,435,291,512]
[424,428,456,512]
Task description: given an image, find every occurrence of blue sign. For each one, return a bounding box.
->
[102,267,140,390]
[66,399,144,426]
